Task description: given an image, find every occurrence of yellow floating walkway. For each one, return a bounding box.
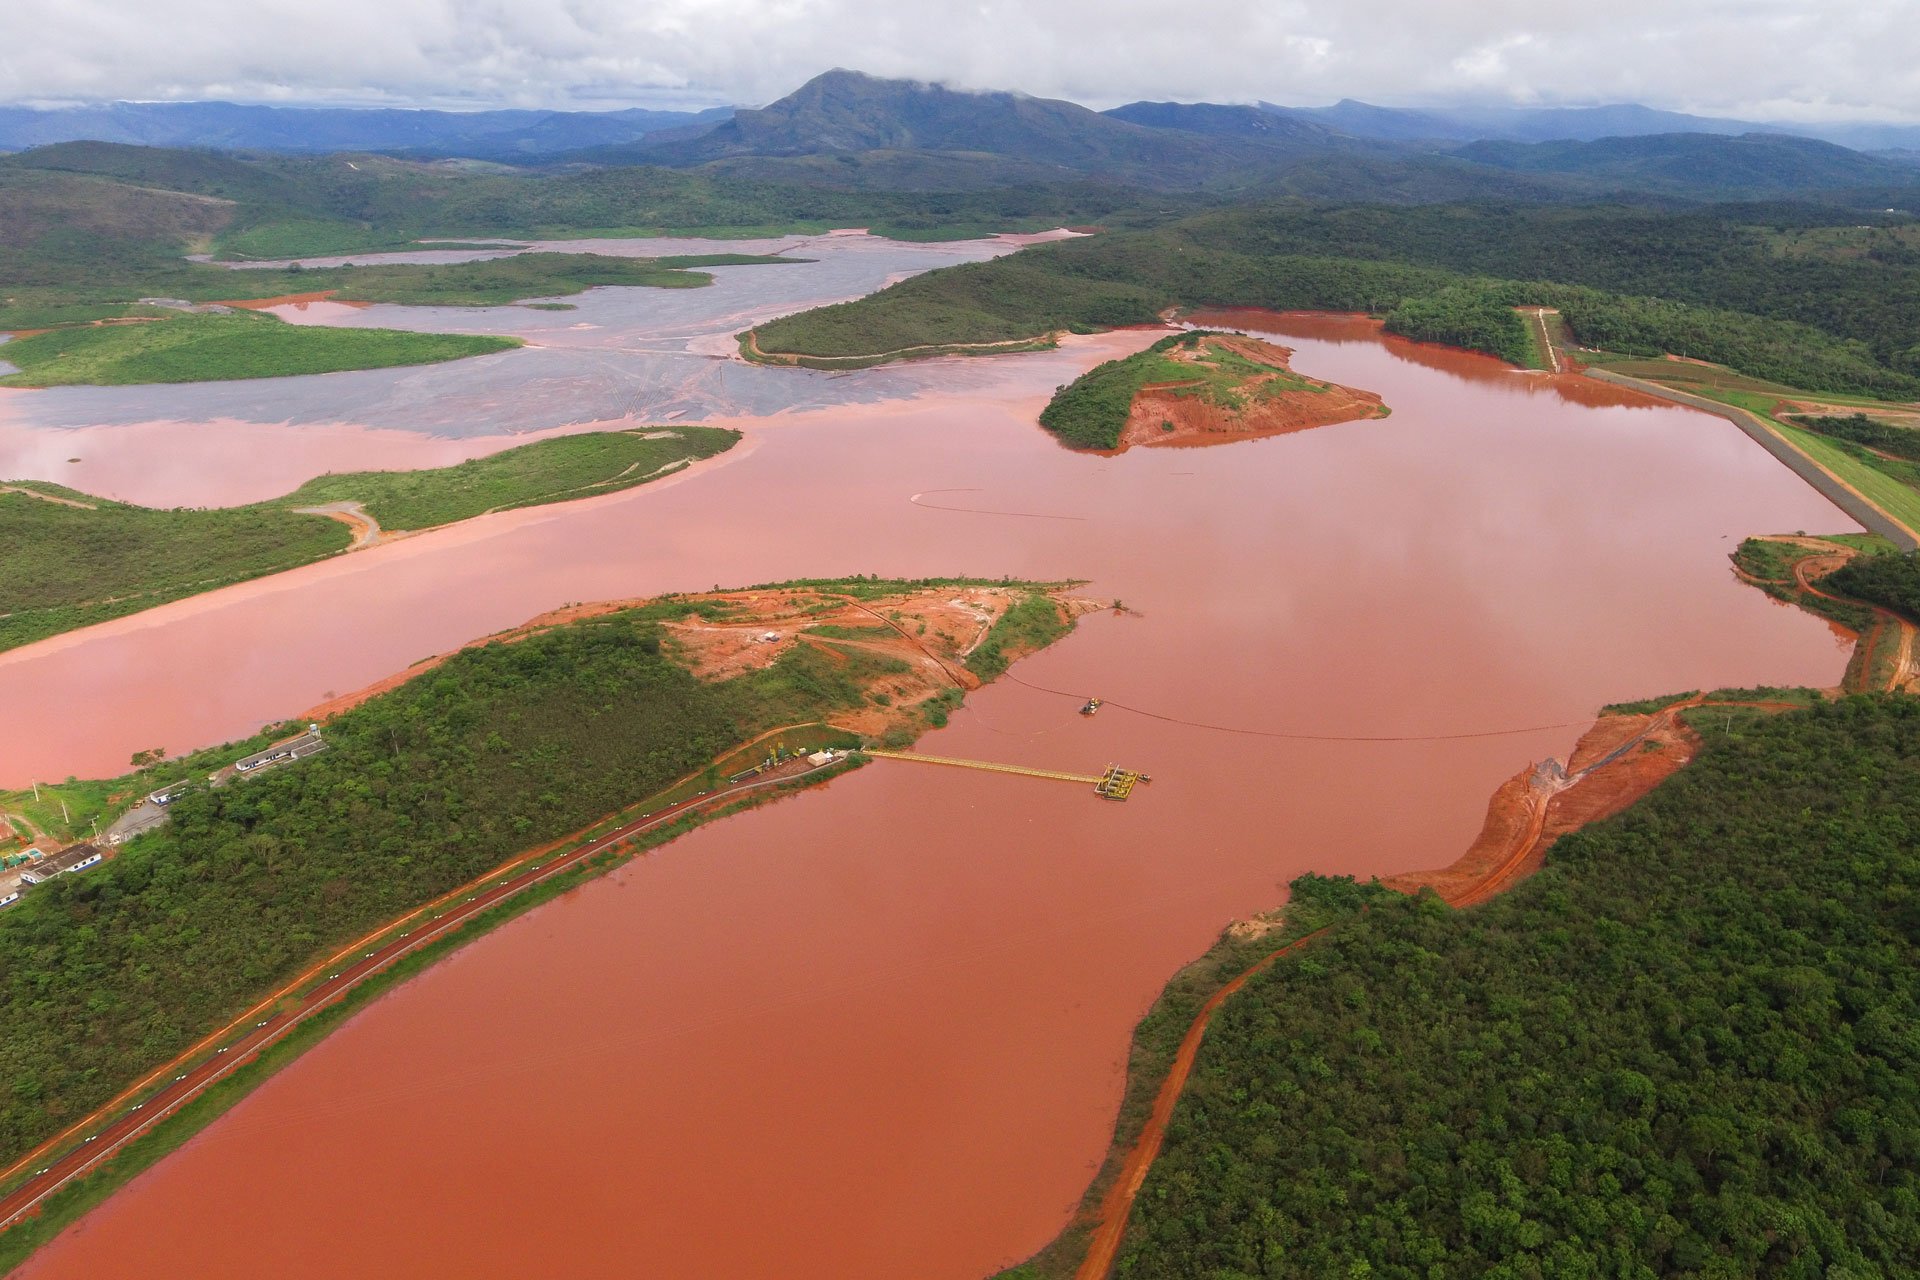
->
[863,750,1147,800]
[862,749,1105,786]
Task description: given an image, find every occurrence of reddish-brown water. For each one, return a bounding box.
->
[12,315,1855,1278]
[0,409,591,508]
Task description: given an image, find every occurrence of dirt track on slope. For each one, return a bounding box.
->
[1070,926,1336,1280]
[1070,692,1792,1280]
[1741,535,1920,694]
[290,500,387,550]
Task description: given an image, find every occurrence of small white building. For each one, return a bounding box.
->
[20,844,103,885]
[235,729,327,774]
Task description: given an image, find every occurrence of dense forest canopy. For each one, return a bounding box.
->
[1825,552,1920,626]
[0,590,948,1163]
[1112,696,1920,1279]
[0,428,737,652]
[754,203,1920,397]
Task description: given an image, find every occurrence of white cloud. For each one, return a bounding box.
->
[0,0,1914,121]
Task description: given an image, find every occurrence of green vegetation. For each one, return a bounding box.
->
[0,428,738,652]
[0,576,1070,1169]
[965,590,1073,679]
[1761,415,1920,538]
[304,251,798,306]
[1821,532,1902,556]
[1039,333,1207,448]
[0,724,300,846]
[1036,330,1350,449]
[753,204,1920,398]
[1597,690,1699,716]
[0,755,862,1278]
[802,623,897,641]
[0,311,517,387]
[1699,684,1831,710]
[1793,413,1920,463]
[1581,372,1920,541]
[1733,537,1875,631]
[0,146,1152,328]
[732,573,1078,601]
[0,484,351,651]
[1103,694,1920,1279]
[1826,551,1920,626]
[1382,286,1532,365]
[996,874,1401,1280]
[283,426,737,528]
[1160,203,1920,386]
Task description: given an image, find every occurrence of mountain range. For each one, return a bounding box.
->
[3,71,1917,206]
[0,101,729,157]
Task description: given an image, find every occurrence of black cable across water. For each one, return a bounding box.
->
[909,489,1087,521]
[1002,670,1587,743]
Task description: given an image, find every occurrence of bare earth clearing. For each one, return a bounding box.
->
[1121,334,1387,450]
[301,584,1097,737]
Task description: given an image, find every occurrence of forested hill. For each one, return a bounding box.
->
[749,201,1920,397]
[1106,695,1920,1278]
[1456,132,1912,199]
[591,69,1367,187]
[0,101,731,158]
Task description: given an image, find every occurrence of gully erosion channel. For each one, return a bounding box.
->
[7,312,1858,1279]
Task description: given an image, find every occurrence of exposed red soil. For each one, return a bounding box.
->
[298,586,1091,737]
[1387,708,1701,907]
[217,292,370,311]
[1779,399,1920,429]
[1119,335,1387,451]
[1734,535,1919,695]
[1787,541,1918,693]
[1074,698,1720,1280]
[292,502,389,549]
[1071,925,1337,1280]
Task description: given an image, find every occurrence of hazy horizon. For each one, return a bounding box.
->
[1,1,1915,125]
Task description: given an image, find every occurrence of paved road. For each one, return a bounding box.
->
[0,754,841,1234]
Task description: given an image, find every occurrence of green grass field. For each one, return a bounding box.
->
[0,485,352,651]
[0,311,518,387]
[285,426,737,529]
[1667,384,1920,538]
[312,251,799,307]
[1769,418,1920,537]
[1589,356,1912,410]
[1599,362,1920,540]
[0,427,739,652]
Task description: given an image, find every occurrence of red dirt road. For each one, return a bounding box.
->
[1071,695,1755,1280]
[0,755,844,1235]
[1071,926,1333,1280]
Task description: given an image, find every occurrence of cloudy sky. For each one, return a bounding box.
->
[3,0,1916,121]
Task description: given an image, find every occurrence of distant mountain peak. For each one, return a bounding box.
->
[634,69,1326,185]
